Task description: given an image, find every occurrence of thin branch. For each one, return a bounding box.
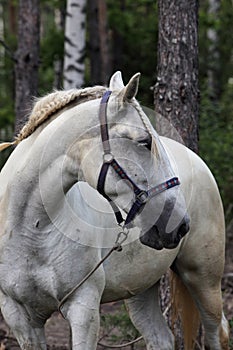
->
[0,39,17,62]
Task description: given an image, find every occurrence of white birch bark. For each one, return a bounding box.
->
[63,0,86,89]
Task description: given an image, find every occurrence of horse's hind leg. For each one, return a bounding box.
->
[174,233,229,349]
[0,293,47,349]
[125,282,174,350]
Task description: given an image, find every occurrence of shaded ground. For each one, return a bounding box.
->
[0,226,232,349]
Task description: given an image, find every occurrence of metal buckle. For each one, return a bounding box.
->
[103,152,114,163]
[136,190,148,204]
[114,226,129,252]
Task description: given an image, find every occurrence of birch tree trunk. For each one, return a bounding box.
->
[63,0,86,89]
[14,0,40,135]
[154,0,199,153]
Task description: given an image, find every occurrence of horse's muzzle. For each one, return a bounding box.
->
[140,215,190,250]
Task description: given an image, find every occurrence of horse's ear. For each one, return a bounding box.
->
[123,73,141,101]
[109,71,125,91]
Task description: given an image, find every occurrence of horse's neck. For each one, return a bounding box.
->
[1,102,99,234]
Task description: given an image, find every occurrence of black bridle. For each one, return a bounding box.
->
[97,91,180,227]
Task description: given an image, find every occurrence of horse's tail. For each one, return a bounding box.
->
[170,270,200,350]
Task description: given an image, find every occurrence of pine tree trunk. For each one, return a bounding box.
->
[8,0,17,35]
[0,4,4,59]
[88,0,110,85]
[111,1,125,73]
[53,5,66,89]
[88,0,101,85]
[155,1,200,348]
[14,0,40,135]
[154,0,199,153]
[63,0,86,89]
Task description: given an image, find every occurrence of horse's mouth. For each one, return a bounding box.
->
[139,219,190,250]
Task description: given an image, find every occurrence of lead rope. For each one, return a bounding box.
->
[58,229,129,314]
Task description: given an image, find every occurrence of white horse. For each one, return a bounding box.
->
[0,72,229,350]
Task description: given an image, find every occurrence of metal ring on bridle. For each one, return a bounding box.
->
[136,190,149,204]
[103,152,114,163]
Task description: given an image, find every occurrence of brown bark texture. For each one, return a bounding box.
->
[14,0,40,135]
[154,0,199,153]
[88,0,110,85]
[155,2,200,348]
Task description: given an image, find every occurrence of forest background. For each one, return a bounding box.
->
[0,0,232,348]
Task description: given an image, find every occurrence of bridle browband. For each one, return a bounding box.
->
[97,91,180,227]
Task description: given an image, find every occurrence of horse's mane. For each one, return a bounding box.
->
[0,85,158,156]
[16,86,107,144]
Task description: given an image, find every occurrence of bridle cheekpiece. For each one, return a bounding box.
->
[97,91,180,228]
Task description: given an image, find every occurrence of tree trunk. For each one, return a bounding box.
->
[154,0,199,153]
[0,3,4,61]
[14,0,40,135]
[63,0,87,89]
[8,0,17,35]
[88,0,101,85]
[111,1,125,74]
[53,5,66,89]
[88,0,110,85]
[155,1,200,348]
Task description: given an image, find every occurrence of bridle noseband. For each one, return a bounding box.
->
[97,91,180,228]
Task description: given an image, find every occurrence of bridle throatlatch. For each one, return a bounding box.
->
[97,91,180,228]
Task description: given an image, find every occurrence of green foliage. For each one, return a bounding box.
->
[199,0,233,94]
[218,0,233,93]
[39,0,65,93]
[39,26,64,93]
[199,80,233,218]
[229,318,233,349]
[198,0,233,218]
[107,0,158,106]
[0,3,17,129]
[100,303,142,346]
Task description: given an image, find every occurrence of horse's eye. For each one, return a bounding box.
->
[137,137,152,151]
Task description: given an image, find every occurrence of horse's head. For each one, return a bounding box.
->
[72,71,190,250]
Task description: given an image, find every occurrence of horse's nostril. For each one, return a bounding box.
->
[178,221,190,238]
